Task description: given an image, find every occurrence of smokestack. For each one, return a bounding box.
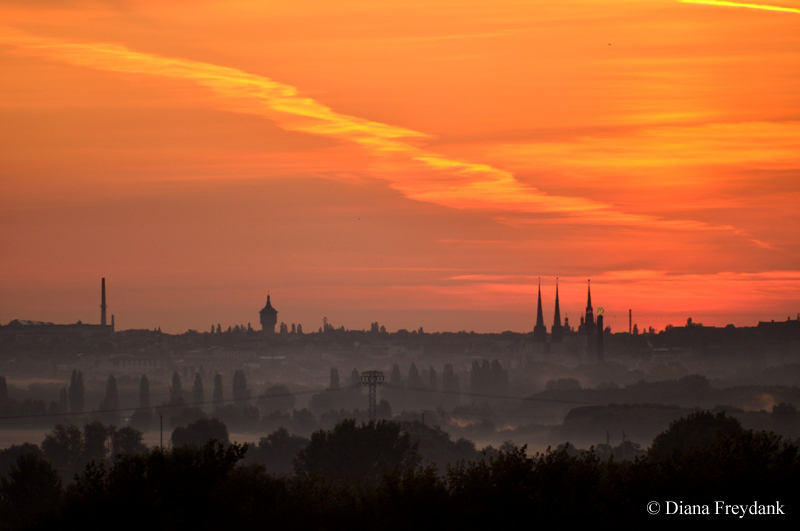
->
[101,278,107,326]
[629,309,632,334]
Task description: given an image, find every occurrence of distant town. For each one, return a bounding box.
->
[2,278,798,372]
[1,277,798,452]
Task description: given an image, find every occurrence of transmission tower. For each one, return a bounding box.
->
[359,370,385,422]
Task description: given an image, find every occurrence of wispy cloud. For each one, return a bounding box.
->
[680,0,800,14]
[0,26,768,245]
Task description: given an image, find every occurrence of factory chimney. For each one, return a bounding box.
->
[101,278,107,326]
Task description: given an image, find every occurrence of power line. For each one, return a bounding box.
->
[0,383,586,424]
[0,388,328,423]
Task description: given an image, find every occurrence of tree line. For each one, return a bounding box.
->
[1,411,798,529]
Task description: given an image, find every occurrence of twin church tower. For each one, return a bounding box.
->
[532,279,596,345]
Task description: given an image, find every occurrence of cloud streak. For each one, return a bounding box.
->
[680,0,800,14]
[0,26,767,245]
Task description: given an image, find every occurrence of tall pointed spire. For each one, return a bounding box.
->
[551,278,563,342]
[533,277,547,342]
[583,279,597,359]
[585,279,594,328]
[536,278,545,327]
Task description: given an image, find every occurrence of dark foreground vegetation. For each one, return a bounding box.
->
[1,411,798,529]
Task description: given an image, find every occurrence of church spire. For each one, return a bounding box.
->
[533,277,547,342]
[587,280,592,308]
[551,278,563,342]
[585,279,594,328]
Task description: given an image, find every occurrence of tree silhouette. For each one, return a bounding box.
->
[68,370,84,412]
[246,427,309,475]
[0,444,41,483]
[376,399,393,419]
[490,359,509,392]
[294,419,420,484]
[83,421,111,462]
[130,375,153,430]
[193,373,204,406]
[0,453,62,529]
[213,373,224,409]
[649,410,743,458]
[99,374,119,411]
[390,364,403,386]
[111,426,147,456]
[41,424,83,470]
[172,418,230,447]
[407,362,423,388]
[57,387,68,413]
[139,375,150,409]
[640,410,800,506]
[442,364,459,392]
[65,441,247,529]
[256,384,295,413]
[169,371,184,406]
[232,370,249,405]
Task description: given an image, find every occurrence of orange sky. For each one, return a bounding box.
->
[1,0,799,333]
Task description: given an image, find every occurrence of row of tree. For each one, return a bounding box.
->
[0,369,257,417]
[2,359,498,423]
[1,411,798,528]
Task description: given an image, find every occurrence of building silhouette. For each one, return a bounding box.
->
[259,294,278,334]
[1,278,114,339]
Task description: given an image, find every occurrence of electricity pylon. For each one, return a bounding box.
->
[359,370,385,422]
